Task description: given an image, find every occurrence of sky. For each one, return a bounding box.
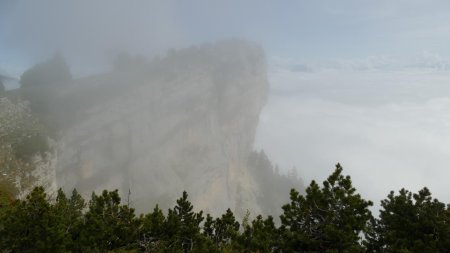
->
[2,0,450,207]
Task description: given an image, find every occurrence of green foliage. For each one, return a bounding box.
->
[1,164,450,253]
[165,191,206,252]
[203,208,241,251]
[366,187,450,252]
[0,187,68,253]
[0,183,15,208]
[53,188,86,252]
[214,209,240,248]
[80,189,140,252]
[19,53,72,130]
[248,150,304,216]
[239,215,279,253]
[20,53,71,89]
[139,205,166,251]
[280,163,373,253]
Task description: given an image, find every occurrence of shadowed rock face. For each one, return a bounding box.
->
[56,40,269,216]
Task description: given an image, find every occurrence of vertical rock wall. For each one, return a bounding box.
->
[56,40,269,216]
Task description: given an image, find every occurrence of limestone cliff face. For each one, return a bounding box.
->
[0,97,57,198]
[16,145,57,199]
[56,40,269,216]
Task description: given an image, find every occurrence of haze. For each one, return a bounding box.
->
[2,0,450,210]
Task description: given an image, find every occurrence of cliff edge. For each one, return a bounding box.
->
[46,40,302,217]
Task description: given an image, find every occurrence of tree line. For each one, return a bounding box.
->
[1,164,449,253]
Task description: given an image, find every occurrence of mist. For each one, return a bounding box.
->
[2,0,450,216]
[256,61,450,209]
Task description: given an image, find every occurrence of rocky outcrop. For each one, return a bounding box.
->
[54,40,298,217]
[0,97,57,198]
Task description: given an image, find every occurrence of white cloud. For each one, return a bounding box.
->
[256,62,450,207]
[271,53,450,73]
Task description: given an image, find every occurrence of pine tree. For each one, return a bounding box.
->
[280,164,373,252]
[203,208,240,251]
[239,215,279,253]
[139,204,166,252]
[80,189,140,252]
[203,213,215,239]
[214,208,240,248]
[0,187,67,252]
[51,188,85,252]
[369,187,450,252]
[167,191,205,252]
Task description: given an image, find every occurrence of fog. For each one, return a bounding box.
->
[2,0,450,214]
[256,61,450,209]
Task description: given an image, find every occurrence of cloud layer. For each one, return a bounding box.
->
[256,60,450,207]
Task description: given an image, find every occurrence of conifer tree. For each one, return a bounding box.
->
[368,187,450,252]
[203,213,215,239]
[139,204,166,251]
[202,208,241,251]
[0,187,67,252]
[51,188,85,252]
[80,189,139,252]
[239,215,279,253]
[3,167,450,253]
[165,191,205,252]
[280,164,373,252]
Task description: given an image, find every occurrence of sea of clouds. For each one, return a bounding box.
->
[256,55,450,209]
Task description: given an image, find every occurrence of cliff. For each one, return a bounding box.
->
[0,97,57,199]
[36,40,301,217]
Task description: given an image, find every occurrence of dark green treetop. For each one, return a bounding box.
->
[367,187,450,252]
[280,163,373,253]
